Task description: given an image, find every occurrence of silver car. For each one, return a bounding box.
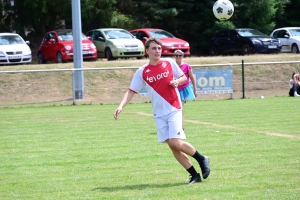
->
[0,33,32,64]
[270,27,300,53]
[86,28,145,61]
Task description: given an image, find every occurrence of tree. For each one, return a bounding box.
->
[275,0,300,28]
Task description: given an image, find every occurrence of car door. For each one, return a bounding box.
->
[40,32,58,61]
[133,31,148,55]
[216,30,230,54]
[280,30,290,52]
[227,30,241,53]
[92,31,106,58]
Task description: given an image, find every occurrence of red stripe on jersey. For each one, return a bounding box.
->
[142,60,181,109]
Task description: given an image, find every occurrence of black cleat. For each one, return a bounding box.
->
[186,173,201,184]
[200,156,210,179]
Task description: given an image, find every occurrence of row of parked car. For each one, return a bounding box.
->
[37,28,190,63]
[209,27,300,56]
[0,27,299,65]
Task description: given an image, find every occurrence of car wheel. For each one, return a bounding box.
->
[242,44,252,55]
[105,48,114,61]
[209,47,218,56]
[38,52,46,64]
[56,52,64,63]
[291,44,299,53]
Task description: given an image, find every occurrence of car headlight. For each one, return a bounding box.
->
[23,49,31,55]
[113,43,124,48]
[184,42,190,47]
[91,44,96,49]
[0,51,5,56]
[251,39,263,45]
[65,45,72,50]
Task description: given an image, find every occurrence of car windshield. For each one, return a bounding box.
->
[0,35,25,45]
[289,29,300,36]
[104,30,133,39]
[56,30,87,41]
[236,29,265,36]
[148,30,175,38]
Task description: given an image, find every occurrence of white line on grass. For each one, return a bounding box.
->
[136,112,300,140]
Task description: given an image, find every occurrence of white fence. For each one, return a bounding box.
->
[0,60,299,107]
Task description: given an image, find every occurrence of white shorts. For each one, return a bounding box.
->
[154,111,186,142]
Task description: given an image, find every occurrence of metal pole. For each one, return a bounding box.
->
[72,0,84,99]
[72,70,76,105]
[242,60,245,99]
[230,64,233,99]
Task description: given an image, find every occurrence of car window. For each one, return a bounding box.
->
[56,30,87,41]
[272,31,280,38]
[0,35,25,45]
[138,32,148,40]
[274,30,289,38]
[147,30,175,38]
[104,30,133,39]
[44,32,57,42]
[93,31,104,41]
[289,29,300,36]
[237,29,264,36]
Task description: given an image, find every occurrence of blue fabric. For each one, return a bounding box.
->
[179,85,195,101]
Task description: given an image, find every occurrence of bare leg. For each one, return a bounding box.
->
[166,138,196,169]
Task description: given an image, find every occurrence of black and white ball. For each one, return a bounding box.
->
[213,0,234,20]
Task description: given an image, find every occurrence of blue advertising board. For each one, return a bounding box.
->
[193,69,233,94]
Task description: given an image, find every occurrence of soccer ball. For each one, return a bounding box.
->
[213,0,234,20]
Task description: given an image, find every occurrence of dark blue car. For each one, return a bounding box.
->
[209,28,282,56]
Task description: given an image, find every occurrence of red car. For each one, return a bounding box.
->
[129,28,190,56]
[37,29,97,64]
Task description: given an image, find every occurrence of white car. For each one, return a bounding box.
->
[0,33,32,64]
[270,27,300,53]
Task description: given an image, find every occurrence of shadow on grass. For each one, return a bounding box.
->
[92,182,185,192]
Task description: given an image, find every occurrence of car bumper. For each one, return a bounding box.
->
[0,54,32,64]
[161,48,190,56]
[253,45,282,53]
[111,47,145,58]
[65,51,98,60]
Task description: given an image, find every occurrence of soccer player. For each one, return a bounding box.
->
[113,37,210,184]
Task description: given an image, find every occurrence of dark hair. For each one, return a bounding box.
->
[292,71,299,79]
[145,37,162,49]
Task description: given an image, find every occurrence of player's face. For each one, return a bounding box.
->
[146,42,162,61]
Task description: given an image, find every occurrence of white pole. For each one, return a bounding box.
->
[72,0,84,99]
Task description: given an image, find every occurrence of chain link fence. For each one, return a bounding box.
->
[0,61,299,108]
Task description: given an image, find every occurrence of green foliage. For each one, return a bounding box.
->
[232,0,278,34]
[110,11,140,29]
[81,0,116,30]
[275,0,300,28]
[0,0,298,54]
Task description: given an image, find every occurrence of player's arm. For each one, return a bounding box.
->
[114,89,136,120]
[170,75,187,88]
[188,69,197,97]
[177,74,187,85]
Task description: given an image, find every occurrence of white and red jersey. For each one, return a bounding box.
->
[129,58,184,118]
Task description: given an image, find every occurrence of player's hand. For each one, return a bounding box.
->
[114,107,122,120]
[193,88,198,97]
[169,80,178,88]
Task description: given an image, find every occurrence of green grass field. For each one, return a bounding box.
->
[0,97,299,199]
